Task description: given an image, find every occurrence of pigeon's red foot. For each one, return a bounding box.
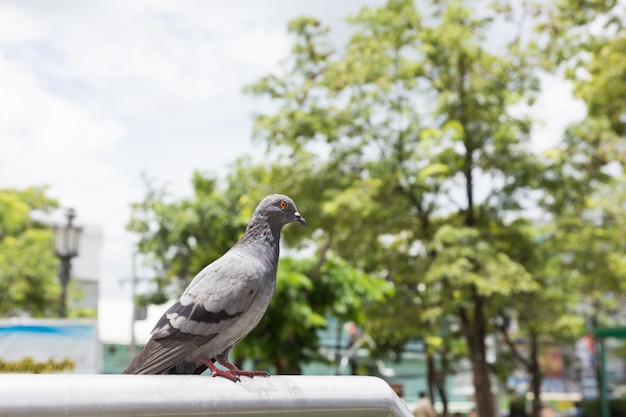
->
[216,356,270,379]
[203,357,270,382]
[203,359,241,382]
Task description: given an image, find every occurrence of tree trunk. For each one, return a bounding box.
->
[460,290,495,417]
[497,320,544,417]
[437,350,450,417]
[427,352,436,402]
[437,379,449,417]
[529,331,543,417]
[435,354,450,417]
[427,351,450,417]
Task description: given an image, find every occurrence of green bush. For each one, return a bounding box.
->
[582,398,626,417]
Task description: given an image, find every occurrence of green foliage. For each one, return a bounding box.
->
[538,28,626,328]
[0,187,60,317]
[317,254,392,323]
[535,0,625,72]
[582,398,626,417]
[576,34,626,136]
[241,254,391,373]
[426,225,538,300]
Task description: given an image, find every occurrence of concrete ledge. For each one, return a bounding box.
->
[0,374,412,417]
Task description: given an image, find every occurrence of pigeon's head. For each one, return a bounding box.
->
[254,194,307,227]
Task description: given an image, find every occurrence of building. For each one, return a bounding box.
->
[71,225,103,314]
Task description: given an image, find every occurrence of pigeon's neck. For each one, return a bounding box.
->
[238,215,281,260]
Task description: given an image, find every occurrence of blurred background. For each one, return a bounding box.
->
[1,1,625,417]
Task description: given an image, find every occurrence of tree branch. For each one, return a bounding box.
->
[310,235,333,281]
[495,314,531,369]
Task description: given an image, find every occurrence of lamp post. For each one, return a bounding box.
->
[53,208,83,318]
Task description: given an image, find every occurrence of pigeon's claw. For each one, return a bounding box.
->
[238,370,270,378]
[215,356,270,380]
[203,359,241,382]
[212,368,241,382]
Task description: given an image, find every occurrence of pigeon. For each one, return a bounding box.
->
[123,194,306,381]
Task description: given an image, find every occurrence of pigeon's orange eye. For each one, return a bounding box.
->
[279,201,287,209]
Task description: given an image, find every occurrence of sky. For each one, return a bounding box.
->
[0,1,585,343]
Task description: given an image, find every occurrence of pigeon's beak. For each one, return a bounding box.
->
[295,212,307,226]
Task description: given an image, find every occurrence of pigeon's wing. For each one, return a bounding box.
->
[122,329,217,374]
[124,251,266,374]
[153,251,266,337]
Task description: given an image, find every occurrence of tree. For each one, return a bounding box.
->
[0,187,60,317]
[537,0,626,398]
[486,219,585,417]
[247,1,545,416]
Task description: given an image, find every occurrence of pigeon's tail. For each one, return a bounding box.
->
[122,339,170,374]
[123,332,217,375]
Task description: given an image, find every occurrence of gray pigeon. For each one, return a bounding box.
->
[123,194,306,380]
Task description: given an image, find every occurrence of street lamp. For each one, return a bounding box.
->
[53,208,83,318]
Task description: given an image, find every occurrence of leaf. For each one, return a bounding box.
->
[417,163,450,180]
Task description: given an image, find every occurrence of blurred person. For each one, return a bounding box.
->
[414,391,437,417]
[574,401,585,417]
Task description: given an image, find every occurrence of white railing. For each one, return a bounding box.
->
[0,374,413,417]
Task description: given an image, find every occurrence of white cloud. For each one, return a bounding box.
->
[0,4,45,42]
[1,61,125,151]
[0,54,127,190]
